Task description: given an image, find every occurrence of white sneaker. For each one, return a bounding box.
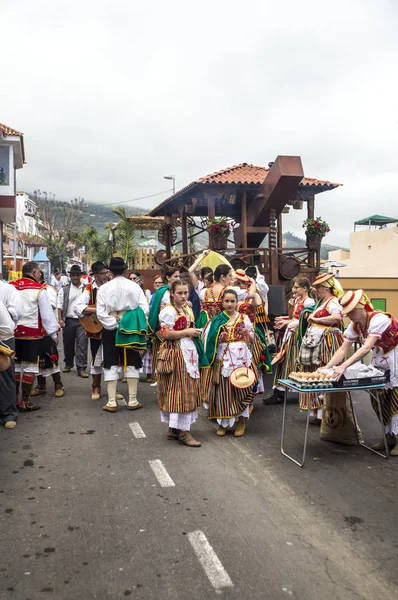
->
[150,381,158,387]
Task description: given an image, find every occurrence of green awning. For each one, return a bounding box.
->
[354,214,398,226]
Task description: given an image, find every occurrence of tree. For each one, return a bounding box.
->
[34,192,85,271]
[112,207,136,267]
[74,226,113,267]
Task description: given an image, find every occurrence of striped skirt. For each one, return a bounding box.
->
[371,386,398,429]
[208,373,255,420]
[299,329,344,410]
[157,343,200,414]
[273,329,299,388]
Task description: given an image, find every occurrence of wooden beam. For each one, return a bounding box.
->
[241,190,248,249]
[307,196,314,220]
[246,226,270,233]
[207,197,216,221]
[181,210,188,256]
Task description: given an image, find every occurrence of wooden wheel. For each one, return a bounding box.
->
[158,224,177,246]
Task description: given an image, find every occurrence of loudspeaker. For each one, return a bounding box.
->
[267,285,286,317]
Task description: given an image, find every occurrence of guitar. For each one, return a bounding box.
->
[79,306,103,334]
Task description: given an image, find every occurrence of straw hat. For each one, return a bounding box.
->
[339,290,364,316]
[230,366,256,389]
[313,272,334,286]
[235,269,250,283]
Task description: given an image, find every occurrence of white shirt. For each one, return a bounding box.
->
[51,276,63,292]
[37,290,59,338]
[0,280,24,327]
[57,282,86,318]
[96,276,149,331]
[0,299,15,340]
[74,282,98,318]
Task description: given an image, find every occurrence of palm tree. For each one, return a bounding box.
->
[112,207,136,267]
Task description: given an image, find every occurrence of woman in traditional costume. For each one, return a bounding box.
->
[147,268,181,385]
[196,264,232,329]
[268,277,315,403]
[204,288,256,438]
[297,273,344,422]
[157,281,204,447]
[324,290,398,455]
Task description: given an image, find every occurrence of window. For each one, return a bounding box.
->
[371,298,386,312]
[0,146,10,186]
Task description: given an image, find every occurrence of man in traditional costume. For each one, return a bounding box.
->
[10,262,59,412]
[96,257,149,413]
[75,261,108,400]
[57,264,88,377]
[0,278,24,428]
[325,290,398,455]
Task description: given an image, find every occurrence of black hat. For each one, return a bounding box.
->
[69,265,83,275]
[91,261,108,274]
[109,257,127,273]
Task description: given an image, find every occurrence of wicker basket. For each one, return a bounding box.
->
[209,233,228,250]
[306,233,323,251]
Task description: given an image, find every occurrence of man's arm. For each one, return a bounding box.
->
[137,287,149,316]
[96,288,118,330]
[38,290,59,339]
[5,283,24,324]
[74,289,94,317]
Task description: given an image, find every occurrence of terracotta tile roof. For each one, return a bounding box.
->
[0,121,26,164]
[196,162,340,189]
[0,122,24,136]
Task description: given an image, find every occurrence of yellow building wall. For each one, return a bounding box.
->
[338,277,398,315]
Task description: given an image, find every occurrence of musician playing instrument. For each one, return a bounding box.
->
[75,261,108,400]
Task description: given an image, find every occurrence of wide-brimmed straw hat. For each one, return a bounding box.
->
[235,269,250,283]
[230,366,256,389]
[313,272,334,286]
[339,290,364,315]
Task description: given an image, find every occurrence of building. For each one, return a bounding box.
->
[0,122,25,274]
[148,157,341,286]
[16,191,38,237]
[327,215,398,314]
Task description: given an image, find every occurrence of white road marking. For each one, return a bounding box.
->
[129,422,146,438]
[148,460,175,487]
[118,398,127,406]
[187,530,233,591]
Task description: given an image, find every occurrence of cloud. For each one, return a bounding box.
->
[2,0,397,248]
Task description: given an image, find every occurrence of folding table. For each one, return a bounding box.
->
[278,379,388,467]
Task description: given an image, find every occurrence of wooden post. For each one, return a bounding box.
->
[181,210,188,256]
[165,215,172,259]
[277,213,283,250]
[269,208,279,285]
[241,190,248,249]
[208,197,215,221]
[307,196,315,267]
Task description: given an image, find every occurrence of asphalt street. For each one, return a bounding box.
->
[1,370,398,600]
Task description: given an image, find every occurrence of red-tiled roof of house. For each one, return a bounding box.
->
[196,163,340,188]
[0,122,24,136]
[0,122,26,163]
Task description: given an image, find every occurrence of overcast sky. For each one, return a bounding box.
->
[2,0,397,246]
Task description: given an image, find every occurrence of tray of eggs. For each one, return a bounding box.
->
[288,371,335,389]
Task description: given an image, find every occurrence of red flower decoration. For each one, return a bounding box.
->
[50,354,58,363]
[259,354,266,361]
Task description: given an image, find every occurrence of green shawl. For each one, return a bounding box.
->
[115,307,148,351]
[254,323,272,373]
[147,285,169,335]
[204,311,230,366]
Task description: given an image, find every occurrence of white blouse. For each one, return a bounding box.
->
[216,314,254,378]
[159,305,199,379]
[344,313,398,388]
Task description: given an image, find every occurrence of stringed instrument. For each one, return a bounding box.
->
[79,306,103,334]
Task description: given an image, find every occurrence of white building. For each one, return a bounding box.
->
[16,191,38,237]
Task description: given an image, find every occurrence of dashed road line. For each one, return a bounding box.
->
[129,422,146,438]
[148,459,175,487]
[187,530,233,591]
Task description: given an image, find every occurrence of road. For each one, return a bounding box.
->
[1,371,398,600]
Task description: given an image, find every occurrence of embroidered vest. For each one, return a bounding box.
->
[10,277,45,339]
[354,311,398,354]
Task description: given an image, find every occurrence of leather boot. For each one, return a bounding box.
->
[103,380,118,412]
[167,428,179,440]
[91,374,101,400]
[52,372,64,397]
[127,378,142,410]
[233,416,246,437]
[216,425,227,436]
[179,431,201,447]
[20,382,41,412]
[263,389,284,405]
[31,375,47,396]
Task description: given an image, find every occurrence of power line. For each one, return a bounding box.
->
[101,189,173,207]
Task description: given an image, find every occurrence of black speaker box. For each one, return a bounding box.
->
[267,285,286,317]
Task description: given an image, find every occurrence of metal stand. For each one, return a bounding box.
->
[279,380,389,467]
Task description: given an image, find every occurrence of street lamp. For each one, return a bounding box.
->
[163,174,175,194]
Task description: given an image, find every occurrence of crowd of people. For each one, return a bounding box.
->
[0,254,397,456]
